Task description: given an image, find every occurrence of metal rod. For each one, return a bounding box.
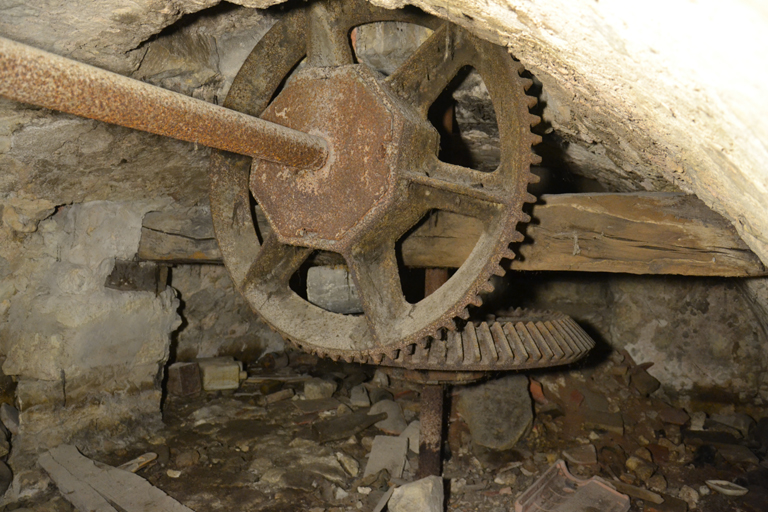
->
[0,36,329,171]
[417,384,445,478]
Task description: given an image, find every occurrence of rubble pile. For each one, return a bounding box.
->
[3,349,766,512]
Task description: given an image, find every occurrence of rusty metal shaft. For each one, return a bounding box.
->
[0,37,328,170]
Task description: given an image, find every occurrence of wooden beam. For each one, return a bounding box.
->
[138,193,767,277]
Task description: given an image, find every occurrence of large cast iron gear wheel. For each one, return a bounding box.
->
[209,0,543,364]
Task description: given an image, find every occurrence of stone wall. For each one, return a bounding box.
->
[0,201,179,460]
[502,273,768,405]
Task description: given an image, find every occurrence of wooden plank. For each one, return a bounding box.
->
[137,193,767,276]
[401,193,767,276]
[45,445,195,512]
[39,451,117,512]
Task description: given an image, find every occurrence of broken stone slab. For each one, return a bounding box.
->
[629,367,661,397]
[261,388,295,405]
[166,362,201,397]
[39,445,194,512]
[0,403,19,435]
[350,384,371,408]
[609,480,664,504]
[294,397,342,414]
[0,461,11,497]
[717,444,760,464]
[400,421,420,454]
[388,475,443,512]
[658,405,690,426]
[313,409,387,443]
[335,451,359,477]
[711,413,756,439]
[364,435,408,479]
[583,409,624,435]
[303,377,337,400]
[563,444,597,465]
[457,374,533,451]
[514,460,630,512]
[369,400,407,435]
[197,357,246,391]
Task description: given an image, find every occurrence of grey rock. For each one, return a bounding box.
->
[368,387,394,404]
[400,421,420,454]
[369,400,407,435]
[372,370,390,387]
[0,404,19,436]
[388,476,443,512]
[335,451,359,477]
[0,461,11,496]
[364,436,408,478]
[350,384,371,408]
[457,374,532,450]
[711,413,756,439]
[304,378,337,400]
[306,266,363,314]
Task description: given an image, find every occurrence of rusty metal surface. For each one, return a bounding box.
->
[417,385,444,478]
[251,65,435,246]
[378,309,595,371]
[209,0,541,362]
[0,36,328,170]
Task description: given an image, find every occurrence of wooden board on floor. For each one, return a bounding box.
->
[40,445,194,512]
[137,193,767,277]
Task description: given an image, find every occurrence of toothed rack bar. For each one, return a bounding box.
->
[379,309,594,372]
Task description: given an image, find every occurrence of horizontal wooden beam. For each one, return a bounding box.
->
[138,193,767,277]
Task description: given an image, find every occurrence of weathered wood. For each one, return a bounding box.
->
[42,445,195,512]
[137,193,767,276]
[402,193,767,276]
[39,451,117,512]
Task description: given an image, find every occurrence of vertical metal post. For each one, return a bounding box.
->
[417,384,445,478]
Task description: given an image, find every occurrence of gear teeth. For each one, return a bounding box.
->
[527,171,541,183]
[530,153,543,165]
[502,248,517,260]
[524,193,537,204]
[529,114,541,127]
[458,308,470,320]
[480,282,495,294]
[418,337,430,349]
[372,353,384,364]
[469,296,483,307]
[526,96,537,109]
[510,231,525,242]
[521,78,534,91]
[530,133,543,145]
[492,264,506,276]
[445,319,458,331]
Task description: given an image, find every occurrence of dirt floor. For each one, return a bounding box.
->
[3,350,768,512]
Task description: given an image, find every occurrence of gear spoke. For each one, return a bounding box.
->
[406,161,514,221]
[240,233,313,297]
[345,240,411,346]
[307,0,355,67]
[384,23,474,114]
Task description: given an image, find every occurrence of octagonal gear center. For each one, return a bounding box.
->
[250,64,438,248]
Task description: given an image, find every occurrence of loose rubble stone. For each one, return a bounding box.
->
[368,387,394,404]
[457,375,533,450]
[175,449,200,468]
[630,367,661,397]
[400,421,420,454]
[659,406,690,426]
[690,411,707,431]
[336,451,360,477]
[372,370,389,387]
[711,413,756,439]
[0,403,19,435]
[717,444,760,464]
[369,400,407,435]
[678,485,700,509]
[0,461,11,496]
[562,444,597,465]
[167,362,202,397]
[197,357,244,391]
[364,436,408,479]
[582,409,624,435]
[648,474,667,492]
[304,378,337,400]
[625,456,655,482]
[388,476,443,512]
[350,385,371,408]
